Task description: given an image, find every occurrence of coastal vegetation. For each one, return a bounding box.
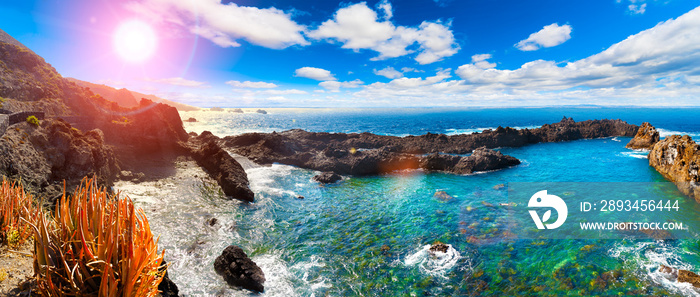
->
[0,177,168,296]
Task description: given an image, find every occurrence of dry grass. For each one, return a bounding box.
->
[31,177,167,296]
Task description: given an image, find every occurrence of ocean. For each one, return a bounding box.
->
[117,107,700,296]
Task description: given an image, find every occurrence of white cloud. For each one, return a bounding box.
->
[319,79,364,92]
[307,2,459,64]
[374,66,403,79]
[125,0,308,49]
[629,3,647,14]
[456,6,700,93]
[377,0,393,20]
[226,80,278,88]
[295,67,336,81]
[144,77,210,88]
[259,89,308,95]
[515,23,572,51]
[471,54,496,69]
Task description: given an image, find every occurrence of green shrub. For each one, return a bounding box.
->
[26,115,39,126]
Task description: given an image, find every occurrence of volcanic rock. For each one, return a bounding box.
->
[420,147,520,174]
[0,119,118,201]
[313,171,342,184]
[214,245,265,292]
[626,122,660,150]
[158,260,179,297]
[679,269,700,288]
[222,118,635,177]
[429,242,449,253]
[186,131,254,202]
[648,135,700,201]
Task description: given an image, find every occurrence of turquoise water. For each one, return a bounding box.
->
[120,108,700,296]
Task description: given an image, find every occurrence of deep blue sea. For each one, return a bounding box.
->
[118,108,700,296]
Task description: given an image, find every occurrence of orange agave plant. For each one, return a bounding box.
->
[0,178,38,246]
[32,177,166,296]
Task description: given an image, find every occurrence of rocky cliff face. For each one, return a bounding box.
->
[0,119,118,202]
[626,122,659,150]
[648,135,700,201]
[100,99,189,153]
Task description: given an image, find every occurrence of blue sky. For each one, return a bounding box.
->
[1,0,699,107]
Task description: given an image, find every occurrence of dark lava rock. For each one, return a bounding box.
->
[313,171,342,184]
[0,119,118,200]
[184,117,197,122]
[626,122,659,150]
[159,260,179,297]
[679,269,700,288]
[648,135,700,201]
[419,147,520,174]
[207,217,218,226]
[429,242,449,253]
[187,131,254,202]
[222,118,634,177]
[214,245,265,292]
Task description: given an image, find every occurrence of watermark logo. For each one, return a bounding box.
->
[528,190,568,229]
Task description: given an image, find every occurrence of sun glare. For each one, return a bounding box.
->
[113,19,157,63]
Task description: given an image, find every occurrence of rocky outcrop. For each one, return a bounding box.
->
[158,260,179,297]
[100,99,189,153]
[186,131,254,202]
[0,119,118,201]
[648,135,700,201]
[419,147,520,174]
[313,172,342,184]
[626,122,659,150]
[224,117,636,156]
[678,269,700,288]
[429,242,449,253]
[214,245,265,292]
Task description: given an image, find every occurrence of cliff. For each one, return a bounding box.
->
[65,77,200,111]
[0,119,118,203]
[648,135,700,201]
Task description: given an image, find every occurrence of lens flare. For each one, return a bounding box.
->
[113,19,157,63]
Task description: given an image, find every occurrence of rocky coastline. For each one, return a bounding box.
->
[220,117,637,180]
[625,122,700,202]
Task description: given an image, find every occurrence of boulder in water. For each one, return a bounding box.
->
[214,245,265,292]
[625,122,659,150]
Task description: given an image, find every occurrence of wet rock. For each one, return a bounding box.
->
[659,265,678,277]
[678,269,700,288]
[186,131,255,202]
[207,217,218,226]
[313,172,342,184]
[214,245,265,292]
[158,260,179,297]
[626,122,660,150]
[433,190,453,201]
[256,109,267,114]
[648,135,700,201]
[429,242,449,253]
[184,117,197,122]
[223,118,630,177]
[296,195,304,199]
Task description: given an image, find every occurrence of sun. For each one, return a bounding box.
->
[113,19,157,63]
